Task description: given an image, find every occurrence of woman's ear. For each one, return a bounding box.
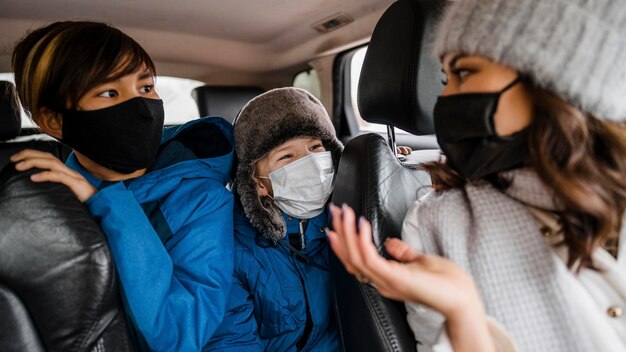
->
[36,107,63,139]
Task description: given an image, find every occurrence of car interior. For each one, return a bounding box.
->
[1,0,445,351]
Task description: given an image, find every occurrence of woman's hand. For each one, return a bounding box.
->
[11,149,96,202]
[327,203,496,352]
[327,203,479,315]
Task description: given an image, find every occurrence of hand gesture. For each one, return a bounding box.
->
[11,149,96,202]
[327,204,497,352]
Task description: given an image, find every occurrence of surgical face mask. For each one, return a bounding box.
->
[61,97,165,174]
[259,151,334,219]
[433,78,528,180]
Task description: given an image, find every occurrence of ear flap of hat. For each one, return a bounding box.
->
[236,162,286,240]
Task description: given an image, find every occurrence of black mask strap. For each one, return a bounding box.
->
[499,77,522,94]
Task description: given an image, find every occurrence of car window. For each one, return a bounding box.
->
[154,76,204,125]
[293,68,322,101]
[0,73,204,128]
[348,47,409,134]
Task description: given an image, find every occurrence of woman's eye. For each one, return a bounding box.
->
[452,68,471,81]
[98,89,118,98]
[140,84,154,93]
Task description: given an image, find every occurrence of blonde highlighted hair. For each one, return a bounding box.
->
[12,21,155,121]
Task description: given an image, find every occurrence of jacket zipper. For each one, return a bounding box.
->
[295,219,312,350]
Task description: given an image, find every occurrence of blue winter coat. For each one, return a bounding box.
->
[206,205,339,352]
[66,117,235,352]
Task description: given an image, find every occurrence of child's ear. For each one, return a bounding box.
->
[254,177,270,197]
[36,107,63,139]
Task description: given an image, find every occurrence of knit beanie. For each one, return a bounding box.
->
[234,87,343,240]
[434,0,626,121]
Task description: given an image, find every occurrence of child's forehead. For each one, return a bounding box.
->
[270,136,321,152]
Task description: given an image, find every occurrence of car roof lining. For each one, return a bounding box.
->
[0,0,394,81]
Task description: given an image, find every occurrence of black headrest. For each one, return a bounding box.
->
[357,0,445,135]
[191,85,264,123]
[0,81,22,141]
[0,167,131,351]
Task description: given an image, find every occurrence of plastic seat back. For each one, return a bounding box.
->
[191,85,264,123]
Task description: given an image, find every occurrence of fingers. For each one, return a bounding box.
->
[339,205,364,270]
[327,204,353,271]
[10,149,96,203]
[327,203,375,275]
[396,146,412,155]
[11,149,57,162]
[30,171,95,202]
[385,238,422,263]
[11,149,82,178]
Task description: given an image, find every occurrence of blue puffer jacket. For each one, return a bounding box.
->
[66,117,235,352]
[207,205,339,352]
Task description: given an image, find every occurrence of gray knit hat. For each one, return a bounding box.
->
[435,0,626,121]
[234,87,343,240]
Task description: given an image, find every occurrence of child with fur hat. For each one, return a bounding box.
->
[328,0,626,351]
[206,87,342,351]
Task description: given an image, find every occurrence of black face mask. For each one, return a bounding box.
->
[434,78,528,180]
[61,97,165,174]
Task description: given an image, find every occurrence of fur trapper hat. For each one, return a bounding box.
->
[234,87,343,240]
[435,0,626,121]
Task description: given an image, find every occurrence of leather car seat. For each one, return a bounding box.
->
[0,80,134,351]
[191,85,264,123]
[0,81,71,170]
[329,0,445,351]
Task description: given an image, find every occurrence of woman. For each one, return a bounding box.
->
[328,0,626,351]
[11,21,235,351]
[206,88,342,351]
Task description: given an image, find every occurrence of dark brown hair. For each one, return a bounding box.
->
[424,84,626,270]
[11,21,156,119]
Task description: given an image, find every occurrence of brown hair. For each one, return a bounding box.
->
[11,21,156,120]
[424,84,626,270]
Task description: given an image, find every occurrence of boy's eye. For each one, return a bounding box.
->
[140,84,154,93]
[98,89,118,98]
[278,154,292,161]
[309,143,323,151]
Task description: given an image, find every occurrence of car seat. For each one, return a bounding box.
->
[191,85,264,123]
[0,81,134,352]
[329,0,445,351]
[0,81,71,170]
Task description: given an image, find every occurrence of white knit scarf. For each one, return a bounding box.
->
[414,168,596,351]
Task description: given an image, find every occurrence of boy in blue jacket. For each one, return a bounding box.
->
[11,21,234,351]
[207,88,342,351]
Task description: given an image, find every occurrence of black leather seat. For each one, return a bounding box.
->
[191,85,264,123]
[330,0,445,351]
[0,81,133,352]
[0,81,71,169]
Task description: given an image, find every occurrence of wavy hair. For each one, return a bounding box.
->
[424,85,626,270]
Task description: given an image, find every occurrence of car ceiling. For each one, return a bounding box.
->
[0,0,394,82]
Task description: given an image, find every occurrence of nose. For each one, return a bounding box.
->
[440,83,455,97]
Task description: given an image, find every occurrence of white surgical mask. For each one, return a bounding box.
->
[260,151,334,219]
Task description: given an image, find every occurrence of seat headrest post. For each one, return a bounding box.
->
[386,124,397,153]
